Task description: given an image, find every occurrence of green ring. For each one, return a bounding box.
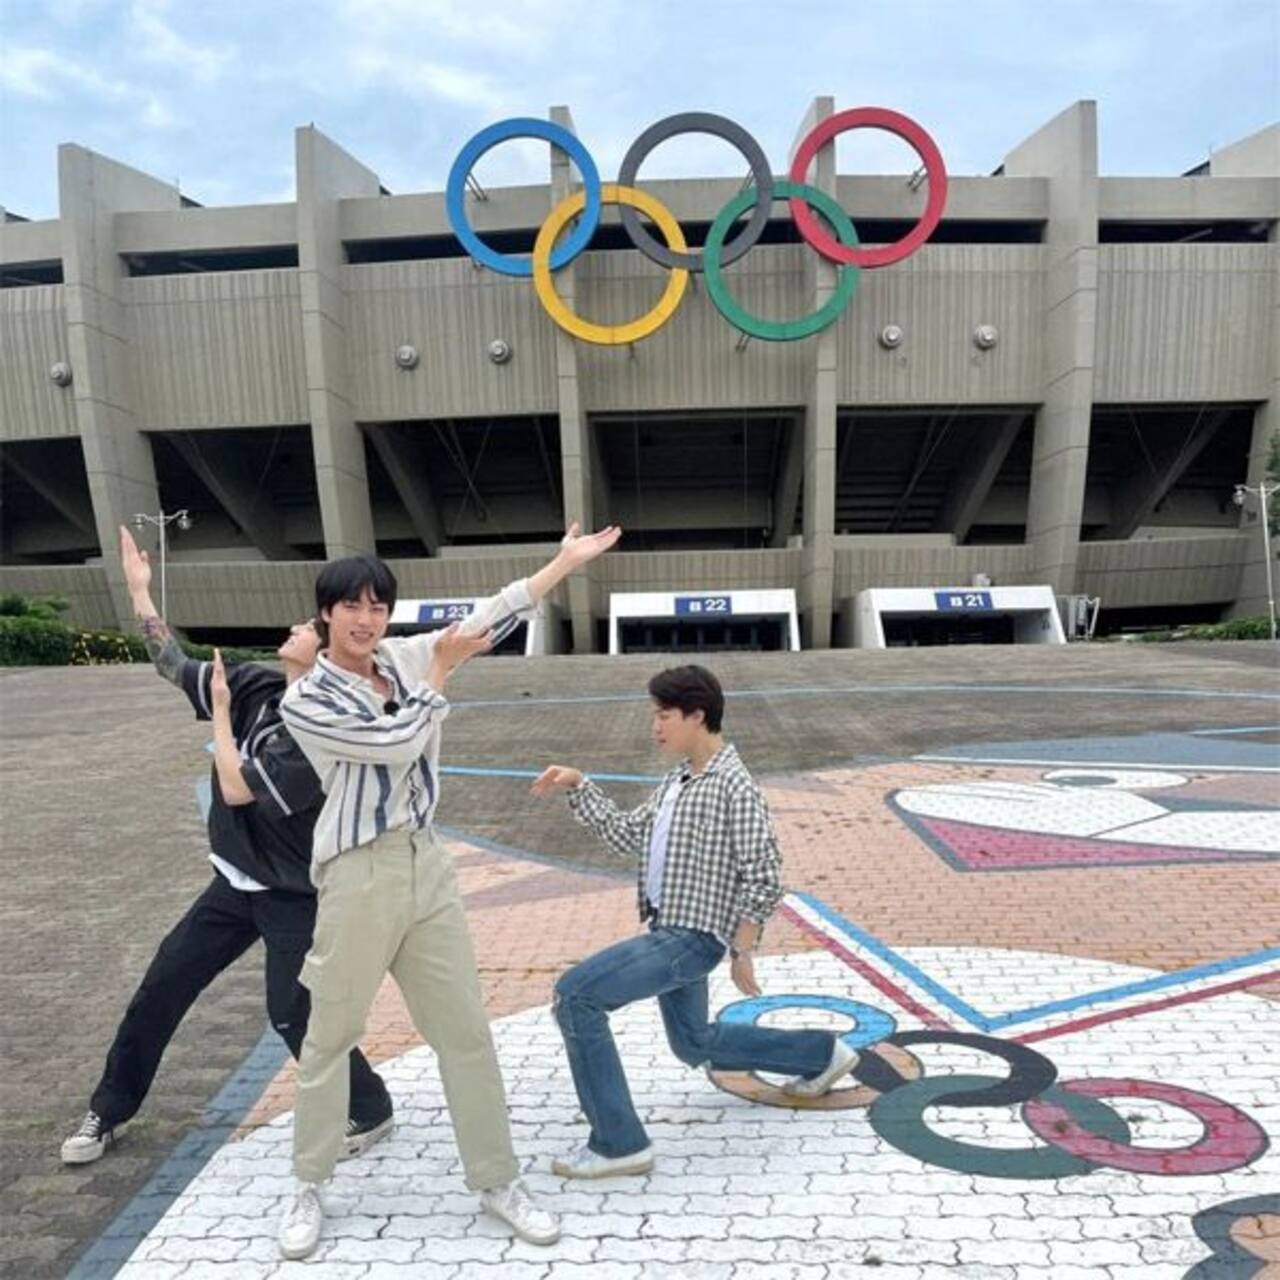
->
[868,1074,1132,1180]
[703,179,860,342]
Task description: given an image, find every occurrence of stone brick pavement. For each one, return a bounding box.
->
[1,642,1276,1278]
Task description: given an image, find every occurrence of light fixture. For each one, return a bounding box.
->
[487,338,512,364]
[878,324,904,349]
[394,344,419,370]
[973,324,999,350]
[50,361,73,387]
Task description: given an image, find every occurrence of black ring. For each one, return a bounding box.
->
[885,1031,1058,1108]
[618,112,774,273]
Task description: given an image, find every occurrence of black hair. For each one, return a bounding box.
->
[647,664,724,733]
[312,556,398,645]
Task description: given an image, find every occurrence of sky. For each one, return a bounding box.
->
[1,0,1276,220]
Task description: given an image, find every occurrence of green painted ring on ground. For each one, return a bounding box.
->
[868,1073,1132,1179]
[703,179,860,341]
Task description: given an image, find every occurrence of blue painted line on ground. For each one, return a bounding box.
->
[441,765,662,784]
[456,683,1280,711]
[795,890,1280,1034]
[67,1022,287,1280]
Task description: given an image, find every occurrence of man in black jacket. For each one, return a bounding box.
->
[61,528,392,1164]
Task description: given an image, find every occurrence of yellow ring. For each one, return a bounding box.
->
[532,183,689,346]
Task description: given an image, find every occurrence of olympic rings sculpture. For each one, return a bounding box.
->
[709,995,1270,1180]
[445,108,948,346]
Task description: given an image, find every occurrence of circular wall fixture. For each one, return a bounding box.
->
[487,339,512,364]
[50,361,73,387]
[879,324,904,349]
[394,344,419,370]
[973,324,999,350]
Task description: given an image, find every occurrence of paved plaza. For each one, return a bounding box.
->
[2,643,1278,1279]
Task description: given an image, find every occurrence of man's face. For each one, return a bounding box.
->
[321,588,390,660]
[651,703,704,757]
[277,619,321,667]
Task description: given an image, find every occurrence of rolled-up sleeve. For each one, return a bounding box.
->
[241,735,321,818]
[728,782,784,924]
[568,779,659,863]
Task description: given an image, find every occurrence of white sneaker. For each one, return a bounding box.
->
[783,1039,860,1098]
[278,1180,325,1260]
[551,1142,655,1180]
[61,1111,118,1165]
[480,1178,561,1245]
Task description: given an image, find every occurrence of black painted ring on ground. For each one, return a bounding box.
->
[868,1073,1132,1180]
[617,112,774,272]
[885,1030,1058,1107]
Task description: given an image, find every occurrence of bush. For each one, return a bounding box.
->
[1131,616,1273,643]
[0,592,69,621]
[179,641,280,663]
[71,630,149,665]
[0,616,77,665]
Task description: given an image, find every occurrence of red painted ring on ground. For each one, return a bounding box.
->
[787,107,948,269]
[1022,1077,1270,1176]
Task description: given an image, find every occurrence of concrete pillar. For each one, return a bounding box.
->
[549,105,598,653]
[296,127,379,559]
[58,146,179,625]
[1006,102,1099,595]
[768,418,804,548]
[792,97,838,647]
[935,413,1024,543]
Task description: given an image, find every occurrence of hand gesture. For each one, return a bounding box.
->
[730,952,762,997]
[530,765,585,796]
[557,521,622,571]
[211,648,231,714]
[428,622,493,685]
[119,525,152,598]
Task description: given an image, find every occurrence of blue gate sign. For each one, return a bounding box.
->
[934,591,993,612]
[417,601,476,624]
[676,595,733,617]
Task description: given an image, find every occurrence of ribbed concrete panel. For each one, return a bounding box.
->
[576,246,809,412]
[346,261,558,420]
[0,285,77,438]
[161,560,318,628]
[127,271,307,428]
[1094,245,1273,401]
[835,246,1045,405]
[833,544,1036,596]
[0,564,114,626]
[1075,535,1248,606]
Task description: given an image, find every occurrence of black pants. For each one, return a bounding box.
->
[90,874,392,1129]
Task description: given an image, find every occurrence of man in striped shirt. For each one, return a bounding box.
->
[276,522,620,1260]
[532,665,858,1178]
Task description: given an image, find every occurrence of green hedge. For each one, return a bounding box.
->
[1134,616,1274,642]
[0,613,278,666]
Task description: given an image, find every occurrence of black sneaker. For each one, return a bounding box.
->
[340,1113,394,1160]
[60,1111,118,1165]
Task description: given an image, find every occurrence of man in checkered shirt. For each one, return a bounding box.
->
[531,664,859,1178]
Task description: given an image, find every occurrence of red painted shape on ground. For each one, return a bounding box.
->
[919,815,1260,871]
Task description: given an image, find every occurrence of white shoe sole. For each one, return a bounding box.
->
[483,1207,561,1246]
[60,1141,106,1165]
[278,1234,321,1262]
[784,1049,861,1098]
[551,1151,655,1180]
[339,1115,394,1160]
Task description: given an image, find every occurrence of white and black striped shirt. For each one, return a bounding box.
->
[281,578,534,867]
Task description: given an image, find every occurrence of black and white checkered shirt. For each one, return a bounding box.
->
[568,743,783,942]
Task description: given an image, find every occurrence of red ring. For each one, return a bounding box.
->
[1022,1077,1270,1176]
[787,107,948,269]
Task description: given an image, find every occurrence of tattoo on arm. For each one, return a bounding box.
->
[140,616,186,686]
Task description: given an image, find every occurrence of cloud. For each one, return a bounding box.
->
[351,49,514,114]
[0,45,131,101]
[128,0,230,82]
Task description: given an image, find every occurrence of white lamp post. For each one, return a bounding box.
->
[1233,482,1278,641]
[131,509,193,618]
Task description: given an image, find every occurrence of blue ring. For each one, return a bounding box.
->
[446,118,602,278]
[717,994,895,1051]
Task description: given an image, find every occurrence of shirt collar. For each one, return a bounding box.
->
[315,650,394,689]
[680,742,737,781]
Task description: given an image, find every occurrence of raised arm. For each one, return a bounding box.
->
[531,766,659,862]
[210,650,253,805]
[120,524,193,690]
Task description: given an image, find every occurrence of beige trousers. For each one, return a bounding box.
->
[292,828,518,1189]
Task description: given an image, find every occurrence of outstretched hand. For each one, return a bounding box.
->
[211,648,231,713]
[427,622,493,686]
[556,522,622,570]
[119,525,152,597]
[530,765,585,796]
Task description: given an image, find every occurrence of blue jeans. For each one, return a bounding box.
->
[553,926,835,1157]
